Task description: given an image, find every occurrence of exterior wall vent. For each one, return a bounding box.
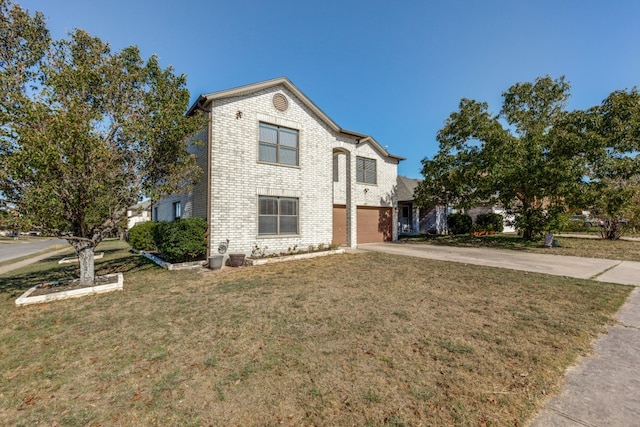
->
[272,93,288,112]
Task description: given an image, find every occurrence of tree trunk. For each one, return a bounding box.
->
[69,239,96,285]
[600,219,621,240]
[522,227,535,240]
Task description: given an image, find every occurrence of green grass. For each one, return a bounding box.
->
[403,233,640,261]
[0,236,51,243]
[0,240,632,426]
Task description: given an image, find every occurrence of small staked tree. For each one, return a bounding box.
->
[0,1,204,283]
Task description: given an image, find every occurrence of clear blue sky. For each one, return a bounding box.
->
[19,0,640,178]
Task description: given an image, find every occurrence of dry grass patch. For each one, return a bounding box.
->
[408,234,640,261]
[0,241,632,426]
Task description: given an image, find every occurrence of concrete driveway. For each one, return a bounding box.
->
[359,242,640,286]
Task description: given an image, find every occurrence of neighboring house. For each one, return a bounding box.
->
[153,78,404,256]
[396,176,447,236]
[127,201,152,229]
[466,205,516,233]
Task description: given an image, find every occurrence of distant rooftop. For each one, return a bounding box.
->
[397,176,421,202]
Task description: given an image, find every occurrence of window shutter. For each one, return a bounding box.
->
[364,158,376,184]
[356,157,365,183]
[356,156,376,184]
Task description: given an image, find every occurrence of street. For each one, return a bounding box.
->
[0,238,68,263]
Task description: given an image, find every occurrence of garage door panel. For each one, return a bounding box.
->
[357,207,392,243]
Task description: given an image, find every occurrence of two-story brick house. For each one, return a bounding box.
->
[153,78,403,256]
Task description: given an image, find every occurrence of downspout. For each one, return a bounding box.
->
[206,106,213,258]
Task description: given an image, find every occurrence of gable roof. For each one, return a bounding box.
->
[188,77,405,162]
[128,200,151,211]
[397,175,421,202]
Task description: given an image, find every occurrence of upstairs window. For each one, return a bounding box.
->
[259,123,299,166]
[356,156,377,184]
[258,196,298,235]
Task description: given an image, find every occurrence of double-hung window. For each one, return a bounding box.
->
[258,196,298,235]
[259,123,299,166]
[356,156,377,184]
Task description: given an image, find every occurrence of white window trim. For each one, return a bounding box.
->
[258,196,299,236]
[258,122,300,167]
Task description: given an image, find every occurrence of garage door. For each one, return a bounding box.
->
[333,205,347,245]
[357,206,392,243]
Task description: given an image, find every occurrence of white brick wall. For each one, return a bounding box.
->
[352,141,398,208]
[152,128,207,222]
[209,86,340,255]
[156,83,399,255]
[190,129,209,219]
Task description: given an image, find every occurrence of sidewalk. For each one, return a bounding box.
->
[359,242,640,427]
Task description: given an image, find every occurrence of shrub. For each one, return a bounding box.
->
[128,221,158,251]
[476,212,504,233]
[560,218,590,232]
[447,213,473,235]
[153,217,207,263]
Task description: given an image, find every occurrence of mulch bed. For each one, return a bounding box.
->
[29,275,116,297]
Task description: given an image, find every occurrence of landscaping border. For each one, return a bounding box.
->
[15,273,123,306]
[140,251,206,270]
[246,249,345,266]
[58,252,104,264]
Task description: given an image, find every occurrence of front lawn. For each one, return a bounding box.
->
[0,240,632,426]
[404,233,640,261]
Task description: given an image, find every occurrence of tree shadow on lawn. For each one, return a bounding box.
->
[0,252,158,299]
[409,234,544,251]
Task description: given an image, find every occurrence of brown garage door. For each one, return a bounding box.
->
[357,206,392,243]
[333,205,347,246]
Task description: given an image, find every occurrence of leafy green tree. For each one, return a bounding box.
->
[0,1,204,283]
[0,0,49,135]
[416,76,589,240]
[579,89,640,239]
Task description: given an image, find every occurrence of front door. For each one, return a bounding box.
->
[399,204,412,234]
[332,205,347,245]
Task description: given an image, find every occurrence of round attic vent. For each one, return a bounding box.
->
[272,93,288,112]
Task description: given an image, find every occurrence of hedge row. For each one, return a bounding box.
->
[447,212,504,235]
[129,217,207,263]
[475,212,504,233]
[447,213,473,235]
